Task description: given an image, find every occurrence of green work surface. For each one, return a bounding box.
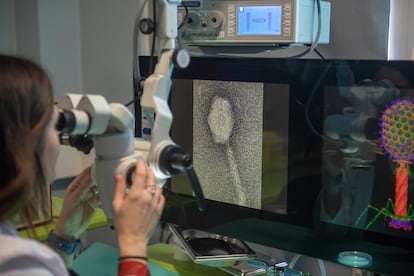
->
[73,242,179,276]
[73,242,229,276]
[19,196,108,240]
[147,243,229,276]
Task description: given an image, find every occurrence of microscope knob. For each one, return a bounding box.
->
[172,48,191,69]
[139,18,155,34]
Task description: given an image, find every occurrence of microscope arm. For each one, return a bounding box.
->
[138,49,205,211]
[140,50,175,179]
[138,0,205,210]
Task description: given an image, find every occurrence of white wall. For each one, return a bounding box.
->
[78,0,139,106]
[388,0,414,59]
[36,0,94,179]
[37,1,83,99]
[317,0,390,59]
[14,0,41,61]
[0,0,16,54]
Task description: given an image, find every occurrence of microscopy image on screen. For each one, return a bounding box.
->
[193,80,263,209]
[170,79,290,213]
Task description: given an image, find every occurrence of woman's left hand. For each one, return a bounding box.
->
[54,167,101,240]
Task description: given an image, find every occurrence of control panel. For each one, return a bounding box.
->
[178,0,331,46]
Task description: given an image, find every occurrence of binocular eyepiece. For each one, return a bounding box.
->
[56,109,94,154]
[56,109,91,135]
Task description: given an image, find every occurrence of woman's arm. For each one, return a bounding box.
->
[49,167,100,267]
[112,159,165,276]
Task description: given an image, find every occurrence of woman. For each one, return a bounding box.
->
[0,54,165,275]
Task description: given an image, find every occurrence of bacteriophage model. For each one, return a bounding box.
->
[355,98,414,231]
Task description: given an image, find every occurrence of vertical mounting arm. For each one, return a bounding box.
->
[139,0,205,211]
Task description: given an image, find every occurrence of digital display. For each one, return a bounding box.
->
[139,57,414,274]
[237,5,282,35]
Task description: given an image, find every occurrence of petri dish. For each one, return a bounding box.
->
[337,251,373,268]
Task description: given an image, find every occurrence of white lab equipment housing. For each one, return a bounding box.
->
[178,0,331,46]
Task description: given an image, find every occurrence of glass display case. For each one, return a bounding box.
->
[138,57,414,274]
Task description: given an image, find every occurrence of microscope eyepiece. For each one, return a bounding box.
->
[56,110,77,133]
[56,109,91,135]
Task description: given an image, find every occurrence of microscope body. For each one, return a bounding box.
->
[57,94,143,223]
[57,0,204,223]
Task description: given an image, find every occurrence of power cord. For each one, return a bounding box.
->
[288,253,327,276]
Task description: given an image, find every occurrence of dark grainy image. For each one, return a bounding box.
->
[193,80,263,209]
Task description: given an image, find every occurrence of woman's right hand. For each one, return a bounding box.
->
[112,159,165,257]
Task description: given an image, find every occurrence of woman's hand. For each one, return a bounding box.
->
[112,159,165,257]
[54,167,101,240]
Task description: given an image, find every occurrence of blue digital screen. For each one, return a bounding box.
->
[237,5,282,35]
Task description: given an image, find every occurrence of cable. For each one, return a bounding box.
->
[129,0,149,107]
[189,45,291,59]
[148,0,157,74]
[313,48,325,59]
[124,93,141,107]
[286,0,322,59]
[304,61,344,147]
[177,1,189,50]
[317,259,327,276]
[288,254,327,276]
[177,2,189,30]
[129,0,187,108]
[128,0,158,108]
[288,254,302,269]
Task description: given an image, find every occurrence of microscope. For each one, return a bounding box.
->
[56,0,205,224]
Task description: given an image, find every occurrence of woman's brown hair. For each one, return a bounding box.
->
[0,55,54,231]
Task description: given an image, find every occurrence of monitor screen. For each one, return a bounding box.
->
[138,57,414,274]
[237,5,282,35]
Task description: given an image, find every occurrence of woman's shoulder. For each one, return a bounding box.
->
[0,233,68,275]
[0,233,53,258]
